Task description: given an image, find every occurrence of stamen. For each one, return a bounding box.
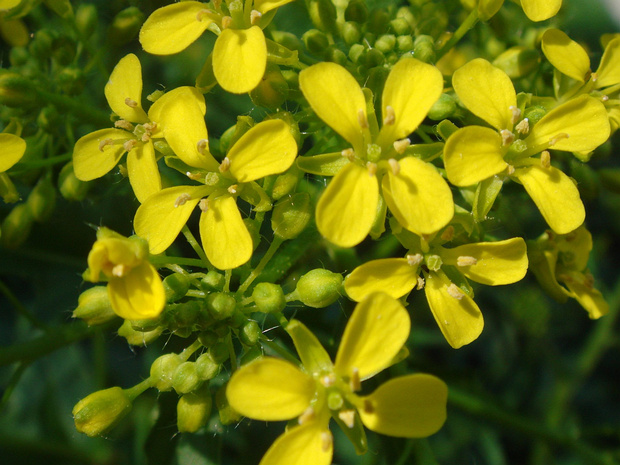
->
[196,9,213,21]
[357,109,369,129]
[338,410,356,428]
[123,139,138,152]
[349,367,361,392]
[341,148,355,161]
[440,225,455,242]
[320,373,336,387]
[388,158,400,176]
[549,133,569,147]
[114,120,134,131]
[143,122,157,132]
[198,198,209,212]
[383,105,396,125]
[227,184,238,194]
[174,193,192,207]
[298,407,315,425]
[509,105,521,125]
[141,133,151,142]
[321,431,333,452]
[601,95,609,102]
[515,118,529,135]
[416,276,425,290]
[446,283,465,300]
[197,139,209,154]
[219,157,230,173]
[250,9,262,25]
[366,161,378,177]
[591,71,598,82]
[98,138,114,151]
[406,253,423,266]
[540,150,551,168]
[186,172,203,181]
[124,97,138,108]
[507,164,515,176]
[221,15,232,29]
[500,129,515,146]
[393,138,410,154]
[112,264,129,278]
[457,256,478,266]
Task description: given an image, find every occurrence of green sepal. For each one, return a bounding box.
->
[239,181,272,212]
[362,87,379,139]
[390,217,422,253]
[402,142,444,162]
[296,152,350,176]
[331,403,368,455]
[369,194,387,240]
[451,204,476,235]
[472,175,504,222]
[266,39,300,67]
[196,53,217,94]
[435,119,459,141]
[164,156,210,179]
[285,319,332,375]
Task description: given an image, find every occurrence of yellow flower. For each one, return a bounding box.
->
[139,0,294,94]
[476,0,561,22]
[444,58,610,234]
[298,57,453,247]
[226,293,448,465]
[344,232,528,348]
[0,133,26,203]
[86,227,165,320]
[72,54,213,203]
[134,118,297,270]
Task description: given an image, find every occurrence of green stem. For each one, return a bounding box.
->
[124,377,153,401]
[0,362,30,413]
[259,334,299,365]
[33,87,110,127]
[436,9,479,61]
[237,236,284,294]
[181,226,212,270]
[0,279,48,330]
[151,256,207,269]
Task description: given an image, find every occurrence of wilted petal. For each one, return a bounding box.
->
[521,0,562,22]
[213,26,267,94]
[561,271,609,319]
[0,133,26,172]
[514,165,585,234]
[359,374,447,437]
[226,357,315,421]
[344,258,418,302]
[335,292,410,380]
[259,420,332,465]
[127,141,161,203]
[107,262,166,320]
[104,54,148,123]
[73,128,128,181]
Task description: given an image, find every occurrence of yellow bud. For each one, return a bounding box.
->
[73,387,132,438]
[177,388,212,433]
[72,286,117,326]
[295,269,343,308]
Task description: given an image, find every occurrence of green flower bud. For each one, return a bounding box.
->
[342,21,362,46]
[523,106,547,126]
[427,93,457,121]
[252,282,286,313]
[272,192,311,240]
[150,354,183,392]
[108,7,144,46]
[306,0,338,35]
[163,273,190,303]
[413,35,436,63]
[349,43,365,63]
[73,387,132,438]
[0,71,36,108]
[324,46,348,67]
[239,320,260,346]
[295,269,343,308]
[72,286,116,326]
[367,8,390,34]
[196,352,220,380]
[216,384,241,425]
[173,361,202,394]
[51,36,77,66]
[0,173,19,204]
[201,270,225,292]
[250,65,288,110]
[492,46,540,78]
[390,17,411,35]
[57,66,85,95]
[177,387,212,433]
[196,54,217,94]
[363,48,385,68]
[271,30,303,51]
[1,203,33,249]
[303,29,329,55]
[27,175,56,223]
[209,341,229,364]
[59,161,90,201]
[206,292,237,320]
[272,165,301,200]
[375,34,396,53]
[172,300,201,328]
[75,3,98,39]
[118,319,163,346]
[28,29,56,60]
[10,47,29,67]
[345,0,368,23]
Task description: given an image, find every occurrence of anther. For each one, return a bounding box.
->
[321,431,333,452]
[500,129,515,146]
[440,225,455,242]
[141,133,151,142]
[509,105,521,125]
[507,164,515,175]
[112,264,129,278]
[123,140,138,152]
[515,118,529,135]
[221,16,232,29]
[186,172,203,181]
[388,158,400,176]
[124,97,138,108]
[219,157,230,173]
[358,109,369,129]
[338,410,356,428]
[197,139,209,154]
[174,193,192,207]
[298,407,315,425]
[196,9,213,21]
[457,256,478,267]
[602,95,609,102]
[406,253,423,266]
[227,184,238,194]
[416,276,425,290]
[98,138,114,151]
[198,198,209,212]
[383,105,396,126]
[549,133,569,147]
[320,373,336,388]
[393,138,410,154]
[540,150,551,168]
[591,71,598,82]
[143,122,157,132]
[350,367,361,392]
[446,283,465,300]
[114,120,134,131]
[341,148,355,161]
[366,161,378,177]
[250,9,262,25]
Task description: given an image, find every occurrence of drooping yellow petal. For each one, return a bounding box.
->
[541,29,590,83]
[212,26,267,94]
[134,186,205,254]
[226,357,314,421]
[73,128,128,181]
[199,194,253,270]
[156,92,219,171]
[139,1,216,55]
[344,258,418,302]
[444,126,507,186]
[377,58,443,148]
[424,271,483,349]
[441,238,528,285]
[104,54,148,124]
[452,58,516,131]
[107,262,165,320]
[561,271,609,319]
[0,133,26,172]
[335,292,410,380]
[359,374,447,437]
[514,165,585,234]
[253,0,295,14]
[316,163,379,247]
[521,0,562,21]
[299,62,366,152]
[228,119,297,182]
[127,141,161,203]
[382,156,454,235]
[526,95,610,153]
[259,421,332,465]
[595,37,620,88]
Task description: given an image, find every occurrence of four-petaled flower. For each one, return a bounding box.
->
[226,292,448,465]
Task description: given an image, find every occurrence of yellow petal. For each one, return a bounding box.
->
[335,292,410,380]
[253,0,295,14]
[299,62,366,152]
[104,54,148,124]
[213,26,267,94]
[595,37,620,88]
[226,357,315,421]
[452,58,516,131]
[107,262,165,320]
[541,29,590,82]
[444,126,507,186]
[521,0,561,21]
[478,0,504,21]
[382,156,454,235]
[441,238,528,285]
[0,0,21,9]
[73,128,128,181]
[344,258,418,302]
[316,163,378,247]
[561,271,609,319]
[259,421,332,465]
[0,133,26,172]
[127,142,161,203]
[199,194,253,270]
[424,271,484,349]
[359,374,447,438]
[526,95,610,153]
[148,86,207,124]
[376,58,443,148]
[134,186,204,254]
[228,119,297,182]
[139,1,215,55]
[514,165,585,234]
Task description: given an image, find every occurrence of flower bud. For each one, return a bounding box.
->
[345,0,368,22]
[375,34,396,53]
[177,387,212,433]
[271,31,303,51]
[72,286,116,326]
[173,361,202,394]
[10,47,30,67]
[250,65,288,109]
[362,48,385,68]
[163,273,190,303]
[0,71,36,108]
[196,352,220,380]
[239,320,260,346]
[272,192,311,240]
[57,66,85,95]
[306,0,338,34]
[324,46,348,67]
[428,93,457,120]
[349,43,365,63]
[51,36,77,66]
[118,319,163,346]
[150,354,183,391]
[73,387,132,438]
[59,161,90,201]
[209,341,229,364]
[28,29,56,60]
[413,35,436,63]
[303,29,329,55]
[295,269,343,308]
[27,175,56,222]
[206,292,237,320]
[367,8,390,34]
[1,203,34,249]
[252,282,286,314]
[342,21,362,46]
[523,106,547,127]
[201,270,225,292]
[108,7,144,46]
[493,46,540,78]
[75,3,98,39]
[272,165,301,200]
[390,17,411,35]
